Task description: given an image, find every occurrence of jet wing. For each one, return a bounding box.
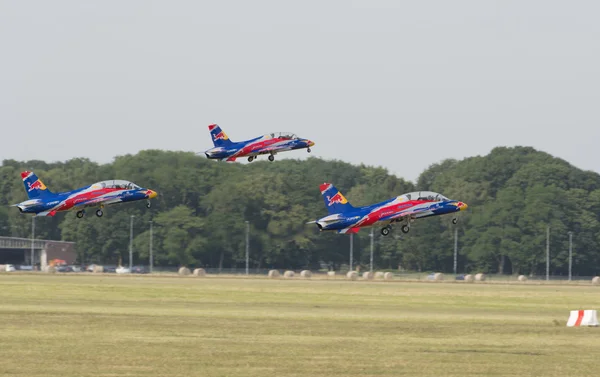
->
[381,205,434,222]
[72,196,123,209]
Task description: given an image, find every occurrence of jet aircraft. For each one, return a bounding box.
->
[12,171,158,218]
[203,124,315,162]
[309,183,468,236]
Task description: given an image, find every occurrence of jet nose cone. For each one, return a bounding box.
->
[147,190,158,199]
[459,202,468,211]
[307,140,315,147]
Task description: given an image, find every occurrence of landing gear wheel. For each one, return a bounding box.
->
[452,218,458,225]
[146,201,152,209]
[95,209,103,218]
[268,155,275,162]
[401,225,410,234]
[307,148,311,153]
[248,156,254,162]
[381,227,390,236]
[76,210,85,219]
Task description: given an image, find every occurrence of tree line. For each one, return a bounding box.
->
[1,146,599,276]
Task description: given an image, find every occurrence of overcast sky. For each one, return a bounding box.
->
[1,0,599,182]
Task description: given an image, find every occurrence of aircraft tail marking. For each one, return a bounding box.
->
[208,124,234,147]
[319,183,355,215]
[21,171,54,199]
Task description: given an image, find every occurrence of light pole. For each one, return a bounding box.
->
[546,225,550,281]
[453,228,458,275]
[149,220,153,274]
[349,233,354,271]
[31,216,35,267]
[568,231,573,281]
[245,221,249,275]
[369,228,374,273]
[129,215,134,270]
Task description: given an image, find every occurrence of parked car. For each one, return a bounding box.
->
[5,264,16,272]
[116,266,131,274]
[104,266,117,273]
[131,266,148,274]
[56,265,73,273]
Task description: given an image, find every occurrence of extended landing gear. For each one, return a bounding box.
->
[96,209,103,218]
[76,210,85,219]
[146,201,152,209]
[268,155,275,162]
[307,148,312,153]
[401,224,410,234]
[452,217,458,225]
[381,226,391,236]
[248,156,255,162]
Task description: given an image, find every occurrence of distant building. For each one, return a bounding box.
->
[0,237,76,269]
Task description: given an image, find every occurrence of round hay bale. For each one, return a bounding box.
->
[327,271,336,278]
[433,272,444,281]
[268,270,280,278]
[283,270,295,278]
[92,265,104,273]
[300,270,312,278]
[362,271,374,280]
[45,265,56,273]
[592,276,600,285]
[475,273,486,281]
[374,272,385,279]
[464,274,474,282]
[346,271,358,281]
[383,272,393,280]
[178,267,191,276]
[518,275,527,282]
[193,268,206,277]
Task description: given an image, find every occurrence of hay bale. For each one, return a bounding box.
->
[283,270,295,278]
[268,270,280,278]
[518,275,527,282]
[383,272,393,280]
[362,271,374,280]
[433,272,444,281]
[346,271,358,281]
[300,270,312,278]
[464,274,474,282]
[592,276,600,285]
[193,268,206,277]
[327,271,336,278]
[475,273,486,281]
[178,267,191,276]
[375,272,385,279]
[92,265,104,273]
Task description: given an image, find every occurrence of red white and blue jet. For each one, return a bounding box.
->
[309,183,468,236]
[12,171,158,218]
[203,124,315,162]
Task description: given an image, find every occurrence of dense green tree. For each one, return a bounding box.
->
[1,146,600,276]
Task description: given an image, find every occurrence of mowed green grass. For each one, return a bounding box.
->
[0,275,599,377]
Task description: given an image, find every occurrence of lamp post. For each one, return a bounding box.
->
[349,233,354,271]
[149,220,153,273]
[369,228,374,273]
[129,215,134,270]
[546,225,550,281]
[568,231,573,281]
[245,221,249,275]
[31,216,35,267]
[453,228,458,275]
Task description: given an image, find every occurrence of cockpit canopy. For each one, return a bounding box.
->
[399,191,449,202]
[91,180,142,190]
[269,132,298,140]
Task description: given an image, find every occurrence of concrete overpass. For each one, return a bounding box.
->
[0,236,76,269]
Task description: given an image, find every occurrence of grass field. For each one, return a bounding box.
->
[0,274,599,377]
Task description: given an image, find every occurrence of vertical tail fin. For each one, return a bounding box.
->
[21,171,53,199]
[208,124,233,147]
[319,183,355,215]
